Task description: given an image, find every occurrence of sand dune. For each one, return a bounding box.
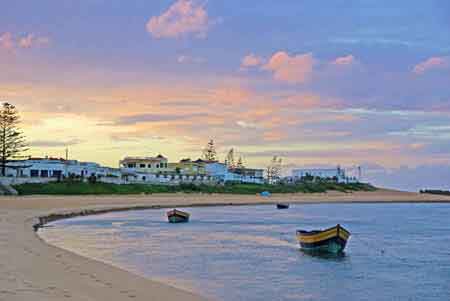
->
[1,189,450,301]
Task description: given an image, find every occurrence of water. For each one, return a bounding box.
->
[39,203,450,301]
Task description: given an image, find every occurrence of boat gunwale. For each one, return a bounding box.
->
[296,224,350,237]
[166,209,190,218]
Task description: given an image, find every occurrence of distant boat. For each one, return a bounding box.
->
[167,209,190,223]
[276,203,289,209]
[296,224,350,254]
[260,191,271,197]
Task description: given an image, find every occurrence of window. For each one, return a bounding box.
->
[40,170,49,178]
[30,170,39,177]
[139,164,146,168]
[127,163,136,168]
[52,170,62,178]
[156,164,159,168]
[148,164,152,168]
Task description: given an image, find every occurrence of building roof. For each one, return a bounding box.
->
[194,159,219,164]
[120,155,167,163]
[28,157,67,162]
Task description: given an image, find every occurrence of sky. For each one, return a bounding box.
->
[1,0,450,191]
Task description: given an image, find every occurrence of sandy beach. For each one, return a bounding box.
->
[1,189,450,301]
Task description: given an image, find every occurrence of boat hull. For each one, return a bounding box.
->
[276,203,289,209]
[299,236,347,253]
[297,225,350,254]
[167,210,190,223]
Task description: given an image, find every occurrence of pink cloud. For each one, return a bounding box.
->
[241,53,263,68]
[413,56,449,75]
[332,54,355,65]
[280,94,340,110]
[146,0,210,39]
[262,51,315,84]
[0,32,14,50]
[18,34,50,49]
[0,32,50,51]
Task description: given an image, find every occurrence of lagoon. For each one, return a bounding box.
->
[39,203,450,301]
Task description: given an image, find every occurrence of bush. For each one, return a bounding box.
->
[12,181,377,196]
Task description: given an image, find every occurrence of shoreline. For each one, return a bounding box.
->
[32,198,450,232]
[2,190,450,301]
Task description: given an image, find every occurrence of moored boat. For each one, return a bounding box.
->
[276,203,289,209]
[296,224,350,254]
[260,191,271,197]
[167,209,190,223]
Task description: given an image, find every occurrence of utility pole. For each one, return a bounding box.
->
[64,147,69,178]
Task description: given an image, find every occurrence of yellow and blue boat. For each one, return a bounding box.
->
[167,209,190,223]
[296,224,350,254]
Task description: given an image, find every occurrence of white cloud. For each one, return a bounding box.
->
[177,54,205,64]
[146,0,210,39]
[236,120,259,129]
[240,53,263,68]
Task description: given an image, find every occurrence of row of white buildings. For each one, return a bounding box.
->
[1,154,358,186]
[2,155,265,185]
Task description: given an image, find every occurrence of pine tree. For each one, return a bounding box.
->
[266,156,282,184]
[236,156,244,168]
[202,139,217,161]
[225,148,235,168]
[0,102,28,176]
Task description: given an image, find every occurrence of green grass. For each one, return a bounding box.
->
[12,181,377,196]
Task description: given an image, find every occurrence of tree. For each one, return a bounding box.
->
[225,148,235,168]
[266,156,282,184]
[0,102,28,176]
[202,139,217,161]
[236,156,244,168]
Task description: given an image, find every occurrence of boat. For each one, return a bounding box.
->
[296,224,350,254]
[276,203,289,209]
[260,191,271,197]
[167,209,190,223]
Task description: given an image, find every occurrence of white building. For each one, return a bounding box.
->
[119,154,170,174]
[5,158,121,181]
[1,156,263,186]
[204,162,264,184]
[291,166,348,183]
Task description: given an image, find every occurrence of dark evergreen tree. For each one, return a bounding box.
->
[202,139,217,161]
[0,102,28,176]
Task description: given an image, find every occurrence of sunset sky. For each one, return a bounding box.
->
[2,1,450,190]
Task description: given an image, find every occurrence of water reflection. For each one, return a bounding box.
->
[299,249,348,261]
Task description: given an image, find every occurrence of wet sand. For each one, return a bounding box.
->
[1,189,450,301]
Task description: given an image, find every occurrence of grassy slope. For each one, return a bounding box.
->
[13,182,377,195]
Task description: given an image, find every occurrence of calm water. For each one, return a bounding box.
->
[39,203,450,301]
